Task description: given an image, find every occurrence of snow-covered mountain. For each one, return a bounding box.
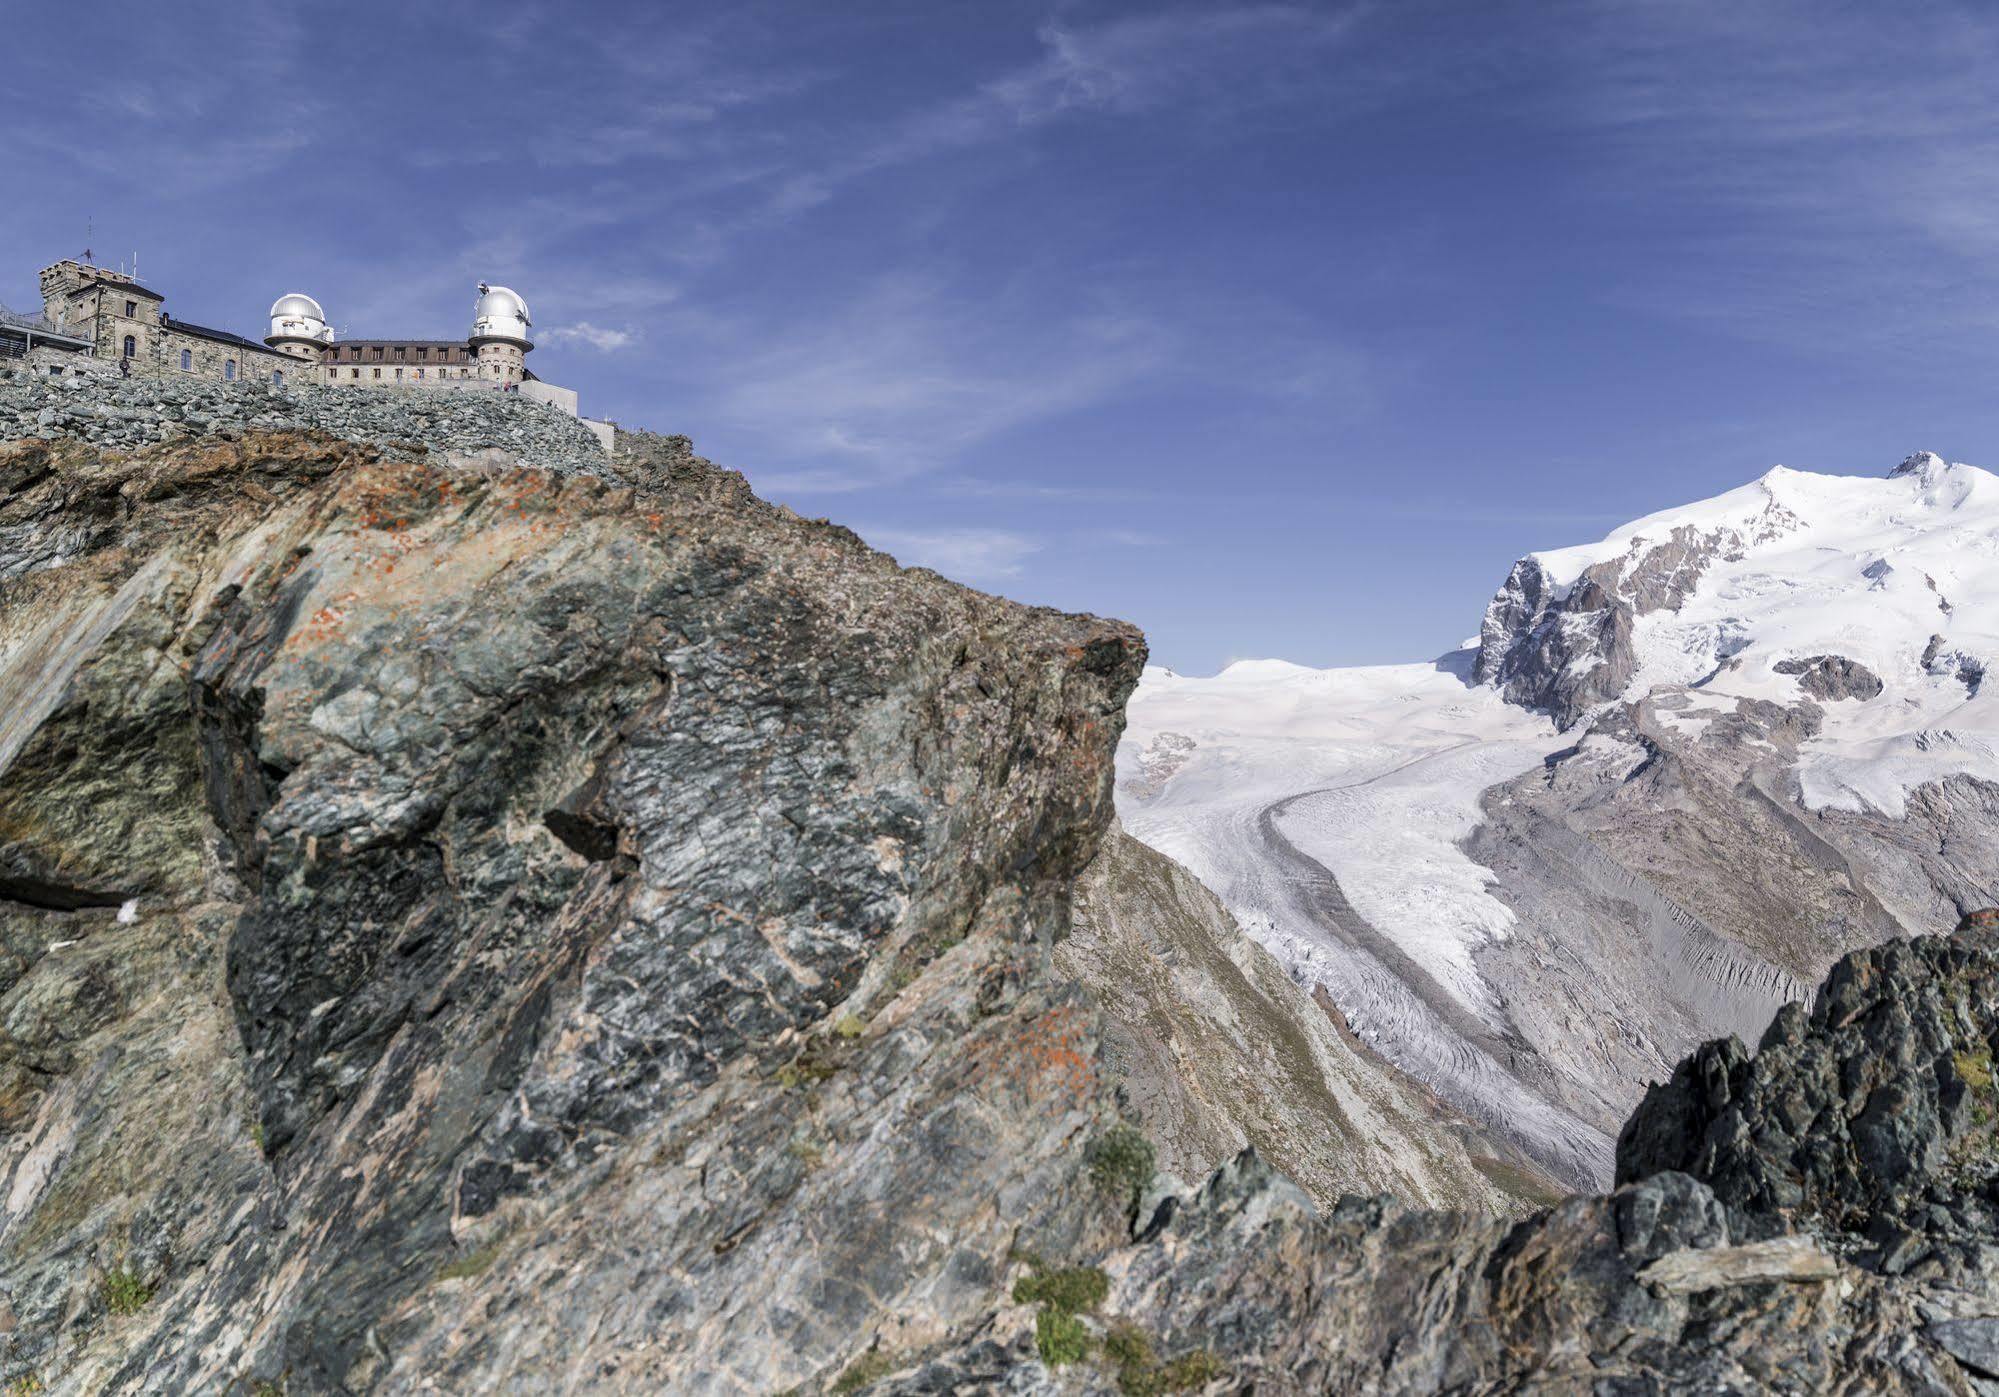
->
[1117,452,1999,1193]
[1477,450,1999,806]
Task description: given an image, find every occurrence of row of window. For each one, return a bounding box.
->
[326,365,479,380]
[330,344,469,363]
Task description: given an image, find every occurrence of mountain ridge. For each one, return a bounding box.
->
[1119,449,1999,1201]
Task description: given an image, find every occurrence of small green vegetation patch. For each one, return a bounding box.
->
[6,1374,44,1396]
[102,1266,153,1316]
[1086,1124,1156,1212]
[832,1014,867,1040]
[1958,1047,1994,1092]
[1035,1307,1092,1367]
[1013,1265,1108,1313]
[776,1035,849,1090]
[832,1346,896,1393]
[1013,1259,1109,1368]
[436,1244,499,1282]
[1104,1322,1226,1395]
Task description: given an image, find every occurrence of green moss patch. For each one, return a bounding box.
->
[1958,1048,1994,1092]
[1086,1124,1156,1212]
[1035,1307,1092,1367]
[1012,1259,1110,1368]
[436,1244,499,1282]
[832,1346,897,1393]
[1013,1265,1108,1313]
[102,1266,153,1316]
[1104,1323,1225,1395]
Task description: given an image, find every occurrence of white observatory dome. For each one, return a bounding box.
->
[267,293,334,345]
[469,283,533,348]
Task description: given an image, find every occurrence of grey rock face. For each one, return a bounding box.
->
[1474,523,1734,726]
[1618,927,1999,1247]
[1924,633,1986,696]
[1775,652,1885,700]
[14,403,1999,1394]
[0,426,1144,1393]
[1931,1320,1999,1379]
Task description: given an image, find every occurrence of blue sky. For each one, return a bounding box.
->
[8,1,1999,674]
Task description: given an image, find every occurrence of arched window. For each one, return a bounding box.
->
[180,349,191,371]
[122,335,136,358]
[225,359,237,381]
[273,369,284,387]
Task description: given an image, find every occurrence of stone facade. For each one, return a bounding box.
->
[474,337,526,384]
[160,324,296,387]
[0,345,117,384]
[38,260,297,387]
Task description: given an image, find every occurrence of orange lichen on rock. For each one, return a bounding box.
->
[969,1003,1096,1111]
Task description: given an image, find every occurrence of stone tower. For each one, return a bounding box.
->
[38,261,89,333]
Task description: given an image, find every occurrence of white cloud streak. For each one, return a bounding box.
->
[542,323,635,352]
[857,526,1041,583]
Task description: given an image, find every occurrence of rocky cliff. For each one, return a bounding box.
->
[0,396,1148,1392]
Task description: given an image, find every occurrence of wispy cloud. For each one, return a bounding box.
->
[929,475,1157,504]
[988,7,1365,122]
[704,273,1174,490]
[12,8,319,191]
[857,525,1040,582]
[542,322,636,352]
[1551,2,1999,352]
[1096,527,1165,547]
[755,6,1364,223]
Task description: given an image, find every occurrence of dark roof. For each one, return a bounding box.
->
[78,276,164,301]
[337,339,470,348]
[163,317,274,353]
